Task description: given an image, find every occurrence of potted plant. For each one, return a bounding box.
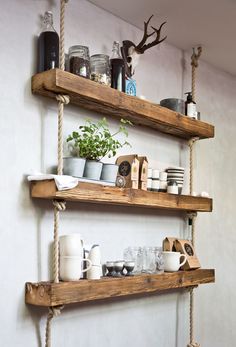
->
[66,117,132,181]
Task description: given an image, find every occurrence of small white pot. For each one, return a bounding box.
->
[63,157,86,177]
[83,160,103,180]
[101,163,119,183]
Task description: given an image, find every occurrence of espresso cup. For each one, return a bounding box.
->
[163,251,187,272]
[59,234,83,257]
[60,256,92,281]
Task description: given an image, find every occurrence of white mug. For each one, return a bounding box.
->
[60,256,92,281]
[87,265,101,280]
[59,234,83,257]
[163,251,187,272]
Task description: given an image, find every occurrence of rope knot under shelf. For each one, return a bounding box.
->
[45,306,64,347]
[53,199,66,211]
[188,343,201,347]
[56,94,70,104]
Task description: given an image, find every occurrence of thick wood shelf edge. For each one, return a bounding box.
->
[25,269,215,307]
[30,180,213,212]
[31,69,214,140]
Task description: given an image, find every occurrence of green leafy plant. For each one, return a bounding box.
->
[67,117,132,161]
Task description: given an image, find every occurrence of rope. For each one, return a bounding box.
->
[59,0,69,70]
[187,47,202,347]
[56,94,70,176]
[52,200,66,283]
[44,1,69,346]
[45,306,64,347]
[191,47,202,102]
[188,137,200,347]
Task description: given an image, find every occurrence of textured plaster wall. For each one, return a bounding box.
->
[0,0,234,346]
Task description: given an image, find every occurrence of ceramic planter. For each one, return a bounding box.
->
[83,160,103,180]
[63,157,86,177]
[101,163,119,183]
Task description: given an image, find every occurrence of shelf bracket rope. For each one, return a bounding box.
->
[191,46,202,103]
[45,306,64,347]
[45,1,69,347]
[187,46,202,347]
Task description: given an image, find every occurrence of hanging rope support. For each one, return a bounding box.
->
[191,46,202,102]
[45,306,64,347]
[44,2,69,346]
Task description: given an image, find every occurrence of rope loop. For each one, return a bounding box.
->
[53,199,66,211]
[191,46,202,68]
[56,94,70,104]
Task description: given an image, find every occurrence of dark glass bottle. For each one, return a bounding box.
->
[110,41,125,92]
[38,11,59,73]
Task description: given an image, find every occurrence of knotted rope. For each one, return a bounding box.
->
[45,1,69,346]
[45,306,64,347]
[187,46,202,347]
[187,137,200,347]
[191,47,202,103]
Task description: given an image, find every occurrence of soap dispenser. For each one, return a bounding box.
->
[185,92,197,119]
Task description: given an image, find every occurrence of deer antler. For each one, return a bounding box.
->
[136,16,167,54]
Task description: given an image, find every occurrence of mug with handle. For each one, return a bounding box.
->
[163,251,187,272]
[60,256,92,281]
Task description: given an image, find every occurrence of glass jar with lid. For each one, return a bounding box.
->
[90,54,111,86]
[69,45,90,78]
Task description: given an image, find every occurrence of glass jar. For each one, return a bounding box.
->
[90,54,111,86]
[69,45,90,78]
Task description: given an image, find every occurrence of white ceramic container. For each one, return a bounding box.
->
[59,234,83,257]
[162,251,187,272]
[60,256,92,281]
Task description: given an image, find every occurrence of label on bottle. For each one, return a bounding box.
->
[187,103,196,117]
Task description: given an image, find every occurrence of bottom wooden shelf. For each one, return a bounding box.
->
[25,269,215,307]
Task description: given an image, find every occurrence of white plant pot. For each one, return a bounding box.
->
[63,157,86,177]
[83,160,103,180]
[101,163,119,183]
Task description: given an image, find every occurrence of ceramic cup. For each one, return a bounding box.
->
[87,265,101,280]
[163,251,187,272]
[59,234,83,257]
[60,256,92,281]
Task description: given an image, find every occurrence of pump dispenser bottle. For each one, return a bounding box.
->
[38,11,59,73]
[185,92,197,119]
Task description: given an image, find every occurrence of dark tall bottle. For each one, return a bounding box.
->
[38,11,59,73]
[110,41,125,92]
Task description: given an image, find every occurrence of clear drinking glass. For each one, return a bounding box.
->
[123,247,142,274]
[142,247,156,274]
[154,247,164,274]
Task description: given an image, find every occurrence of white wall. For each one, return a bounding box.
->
[0,0,234,346]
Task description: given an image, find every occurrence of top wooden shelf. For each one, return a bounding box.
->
[32,69,214,140]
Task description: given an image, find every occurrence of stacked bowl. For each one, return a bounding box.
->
[166,166,185,194]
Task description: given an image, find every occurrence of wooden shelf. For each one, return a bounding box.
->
[25,269,215,307]
[32,69,214,140]
[30,180,213,212]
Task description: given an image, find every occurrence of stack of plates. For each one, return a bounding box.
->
[166,167,185,193]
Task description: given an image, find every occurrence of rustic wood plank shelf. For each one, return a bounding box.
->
[25,269,215,307]
[30,180,213,212]
[32,69,214,140]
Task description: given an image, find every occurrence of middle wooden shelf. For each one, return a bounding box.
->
[30,180,212,212]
